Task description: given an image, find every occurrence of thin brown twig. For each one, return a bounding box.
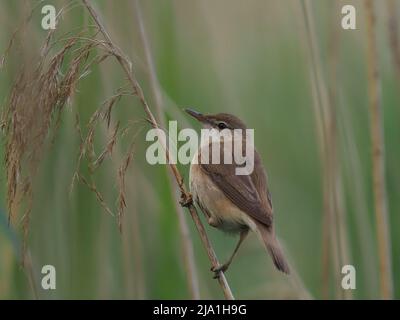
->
[364,0,393,300]
[81,0,234,299]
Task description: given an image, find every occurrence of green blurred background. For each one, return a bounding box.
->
[0,0,399,299]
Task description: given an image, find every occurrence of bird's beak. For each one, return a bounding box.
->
[185,108,206,123]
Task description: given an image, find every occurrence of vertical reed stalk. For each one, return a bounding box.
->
[364,0,393,300]
[387,0,400,82]
[338,94,379,298]
[131,0,200,299]
[327,1,352,300]
[81,0,234,299]
[301,0,350,299]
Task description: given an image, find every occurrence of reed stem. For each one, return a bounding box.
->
[131,0,200,299]
[82,0,234,299]
[300,0,350,299]
[364,0,393,299]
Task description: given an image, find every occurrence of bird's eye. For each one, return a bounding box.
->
[217,122,227,130]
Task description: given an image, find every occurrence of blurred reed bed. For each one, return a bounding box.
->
[0,0,399,299]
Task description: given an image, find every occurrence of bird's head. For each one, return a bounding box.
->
[185,108,247,131]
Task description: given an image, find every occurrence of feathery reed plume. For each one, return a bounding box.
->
[71,85,142,231]
[2,27,107,262]
[98,119,147,298]
[364,0,393,299]
[2,1,138,271]
[94,23,148,295]
[81,0,234,299]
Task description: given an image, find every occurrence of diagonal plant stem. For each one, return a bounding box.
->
[131,0,200,299]
[81,0,234,299]
[364,0,393,300]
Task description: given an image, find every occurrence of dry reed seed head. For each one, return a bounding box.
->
[76,173,115,217]
[115,125,143,232]
[2,21,140,255]
[92,121,120,170]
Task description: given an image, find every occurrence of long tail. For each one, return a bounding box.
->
[256,224,290,274]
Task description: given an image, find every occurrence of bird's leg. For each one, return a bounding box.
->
[211,229,249,279]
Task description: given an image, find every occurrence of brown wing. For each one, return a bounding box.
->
[199,142,273,227]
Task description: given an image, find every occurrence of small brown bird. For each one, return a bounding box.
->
[186,109,290,277]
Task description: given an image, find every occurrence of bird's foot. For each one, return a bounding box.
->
[180,192,193,208]
[210,263,229,279]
